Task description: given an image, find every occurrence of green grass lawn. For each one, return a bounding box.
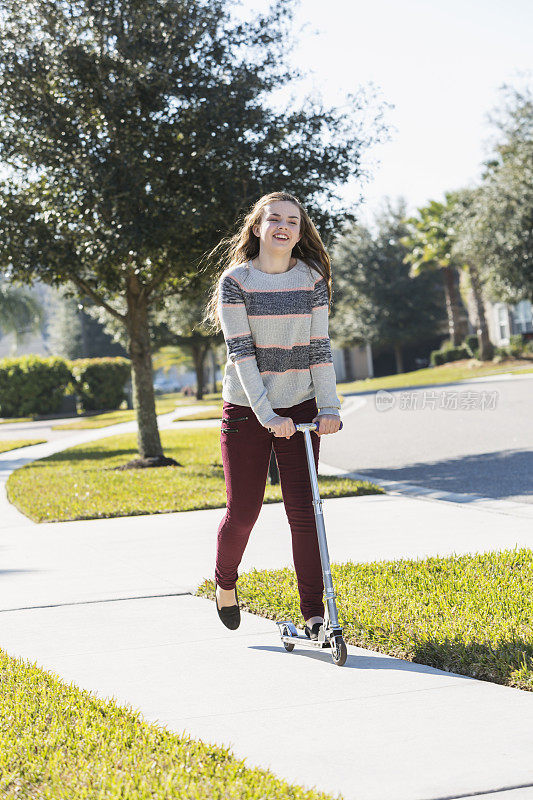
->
[0,648,336,800]
[173,404,224,420]
[6,427,382,522]
[0,439,47,454]
[337,357,533,394]
[197,548,533,692]
[51,392,213,430]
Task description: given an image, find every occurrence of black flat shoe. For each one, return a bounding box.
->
[215,583,240,630]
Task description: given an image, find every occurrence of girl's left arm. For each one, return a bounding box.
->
[309,278,342,417]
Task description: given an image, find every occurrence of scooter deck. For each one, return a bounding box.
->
[279,633,331,649]
[277,620,333,649]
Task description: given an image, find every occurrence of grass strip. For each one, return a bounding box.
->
[337,358,533,394]
[51,392,200,430]
[6,428,382,522]
[173,405,223,420]
[172,396,347,421]
[197,548,533,691]
[0,439,46,454]
[0,648,338,800]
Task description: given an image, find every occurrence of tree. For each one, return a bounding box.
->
[86,287,223,398]
[401,198,467,346]
[330,198,445,374]
[0,0,387,466]
[454,82,533,304]
[445,188,494,360]
[152,292,225,399]
[48,287,128,359]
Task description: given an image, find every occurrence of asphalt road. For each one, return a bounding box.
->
[319,373,533,505]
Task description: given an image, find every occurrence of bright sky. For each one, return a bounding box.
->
[235,0,533,226]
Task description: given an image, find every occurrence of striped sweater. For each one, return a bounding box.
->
[217,258,342,427]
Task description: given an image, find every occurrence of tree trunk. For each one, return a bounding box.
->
[126,274,163,459]
[211,347,218,394]
[467,263,494,361]
[191,340,210,400]
[442,265,463,346]
[343,347,353,381]
[393,342,404,373]
[78,308,89,357]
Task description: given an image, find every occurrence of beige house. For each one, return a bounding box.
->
[483,299,533,346]
[330,343,374,382]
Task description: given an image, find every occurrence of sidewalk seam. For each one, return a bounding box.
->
[0,591,193,614]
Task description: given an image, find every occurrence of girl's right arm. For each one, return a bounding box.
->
[218,274,278,428]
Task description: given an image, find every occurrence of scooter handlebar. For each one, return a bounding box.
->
[294,420,343,432]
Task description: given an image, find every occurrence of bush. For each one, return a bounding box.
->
[0,355,73,418]
[463,334,479,357]
[69,357,131,413]
[491,335,526,361]
[439,338,454,351]
[430,345,471,367]
[507,334,524,358]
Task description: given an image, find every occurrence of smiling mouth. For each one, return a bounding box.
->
[273,235,289,240]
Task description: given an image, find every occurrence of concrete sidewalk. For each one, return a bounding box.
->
[2,494,533,800]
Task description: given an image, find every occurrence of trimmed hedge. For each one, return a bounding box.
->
[430,344,471,366]
[69,357,131,412]
[0,355,131,418]
[0,356,73,417]
[464,334,479,357]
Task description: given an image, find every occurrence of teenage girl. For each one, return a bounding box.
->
[202,191,342,639]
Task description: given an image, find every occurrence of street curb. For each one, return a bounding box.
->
[317,460,533,519]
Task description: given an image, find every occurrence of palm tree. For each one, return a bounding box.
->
[446,188,496,361]
[401,199,466,346]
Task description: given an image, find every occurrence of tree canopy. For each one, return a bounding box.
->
[0,0,388,459]
[330,198,445,372]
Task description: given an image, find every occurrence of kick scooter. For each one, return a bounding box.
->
[276,420,348,666]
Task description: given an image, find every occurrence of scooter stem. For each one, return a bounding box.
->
[295,421,342,630]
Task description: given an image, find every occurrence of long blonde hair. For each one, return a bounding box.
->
[200,191,333,332]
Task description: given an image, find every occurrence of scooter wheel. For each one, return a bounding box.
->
[331,635,347,666]
[283,640,295,652]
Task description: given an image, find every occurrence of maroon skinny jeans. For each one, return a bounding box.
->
[215,395,324,620]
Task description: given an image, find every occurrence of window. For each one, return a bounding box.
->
[512,300,533,334]
[496,304,510,343]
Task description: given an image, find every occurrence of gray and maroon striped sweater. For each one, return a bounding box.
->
[217,258,342,427]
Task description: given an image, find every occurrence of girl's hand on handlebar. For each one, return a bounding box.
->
[266,415,296,439]
[311,413,342,436]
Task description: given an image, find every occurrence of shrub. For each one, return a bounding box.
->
[507,334,524,358]
[430,345,471,367]
[0,355,73,417]
[463,334,479,357]
[69,357,131,412]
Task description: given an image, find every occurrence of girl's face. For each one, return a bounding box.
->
[252,201,301,254]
